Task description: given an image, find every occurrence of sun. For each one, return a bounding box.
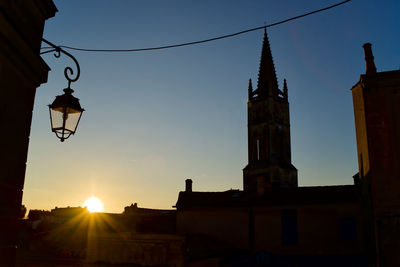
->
[83,196,104,213]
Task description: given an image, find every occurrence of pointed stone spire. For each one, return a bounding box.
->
[257,27,279,99]
[283,79,288,100]
[248,79,253,100]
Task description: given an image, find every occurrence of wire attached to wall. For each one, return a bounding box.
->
[42,0,350,53]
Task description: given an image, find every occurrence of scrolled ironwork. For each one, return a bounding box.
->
[41,38,80,89]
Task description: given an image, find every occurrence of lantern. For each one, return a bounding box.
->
[49,88,84,142]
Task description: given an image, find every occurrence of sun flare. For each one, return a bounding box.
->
[83,196,104,213]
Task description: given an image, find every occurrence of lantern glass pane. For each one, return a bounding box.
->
[50,108,64,130]
[64,108,83,133]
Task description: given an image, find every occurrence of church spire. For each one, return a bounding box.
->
[283,78,288,100]
[243,28,298,193]
[248,79,253,100]
[256,28,278,99]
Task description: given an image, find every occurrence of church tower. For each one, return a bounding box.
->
[243,29,298,195]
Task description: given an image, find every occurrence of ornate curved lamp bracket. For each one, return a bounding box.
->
[40,38,84,142]
[40,38,80,90]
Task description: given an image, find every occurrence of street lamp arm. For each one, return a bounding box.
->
[41,38,85,142]
[41,38,81,89]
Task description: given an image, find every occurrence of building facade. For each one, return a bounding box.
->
[175,30,376,267]
[352,43,400,267]
[0,1,57,265]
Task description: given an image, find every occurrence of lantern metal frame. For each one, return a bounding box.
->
[48,88,84,141]
[41,38,84,142]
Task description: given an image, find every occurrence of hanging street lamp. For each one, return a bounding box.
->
[48,87,84,142]
[41,38,84,142]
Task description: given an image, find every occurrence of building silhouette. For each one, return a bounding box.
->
[244,29,297,194]
[29,29,398,267]
[175,29,365,266]
[8,1,398,263]
[175,31,400,267]
[0,1,57,266]
[352,43,400,267]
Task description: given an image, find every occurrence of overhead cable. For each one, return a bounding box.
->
[42,0,350,53]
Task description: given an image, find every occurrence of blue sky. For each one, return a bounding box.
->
[23,0,400,212]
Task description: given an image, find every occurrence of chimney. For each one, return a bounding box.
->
[185,179,192,192]
[363,43,377,75]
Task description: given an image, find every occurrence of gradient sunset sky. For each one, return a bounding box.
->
[23,0,400,213]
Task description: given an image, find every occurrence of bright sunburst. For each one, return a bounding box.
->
[83,196,104,213]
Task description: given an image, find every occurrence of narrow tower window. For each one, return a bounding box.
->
[256,138,260,160]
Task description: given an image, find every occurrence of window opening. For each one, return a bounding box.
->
[281,209,298,245]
